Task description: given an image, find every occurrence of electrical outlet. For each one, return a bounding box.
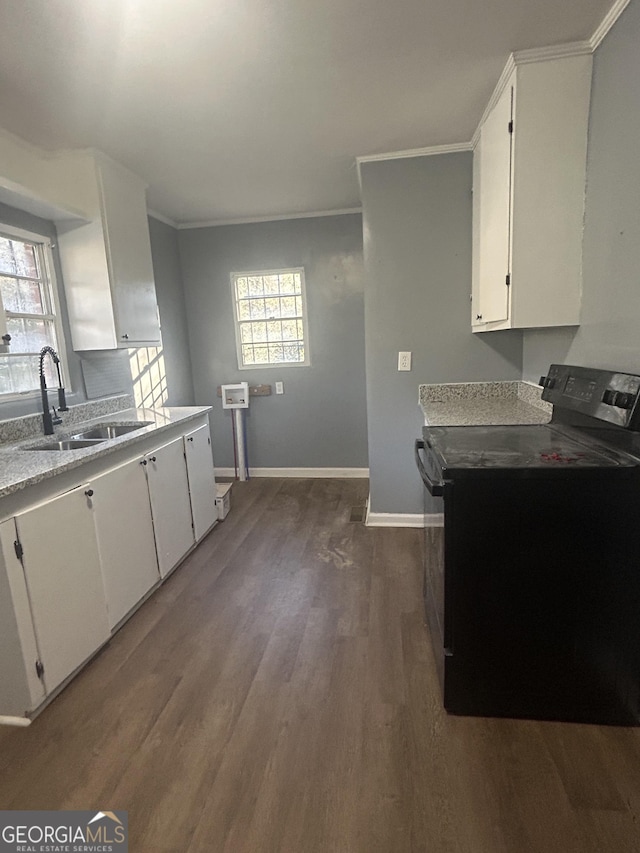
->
[275,381,284,395]
[398,351,412,371]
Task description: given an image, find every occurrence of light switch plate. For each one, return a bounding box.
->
[275,381,284,395]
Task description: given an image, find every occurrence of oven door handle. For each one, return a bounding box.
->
[415,439,444,497]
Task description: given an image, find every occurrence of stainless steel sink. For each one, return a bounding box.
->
[26,438,106,451]
[70,422,153,440]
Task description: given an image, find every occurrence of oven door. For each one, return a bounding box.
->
[415,439,449,694]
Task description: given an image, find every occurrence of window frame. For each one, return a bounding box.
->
[230,267,311,370]
[0,223,71,402]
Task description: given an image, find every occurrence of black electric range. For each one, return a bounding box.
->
[415,364,640,725]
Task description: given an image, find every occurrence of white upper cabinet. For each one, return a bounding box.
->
[57,153,161,350]
[472,54,593,332]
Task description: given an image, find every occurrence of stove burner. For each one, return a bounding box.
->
[540,451,586,463]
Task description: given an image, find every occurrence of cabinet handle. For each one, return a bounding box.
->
[85,489,94,497]
[150,456,157,462]
[121,333,129,340]
[187,437,194,442]
[140,459,147,466]
[476,314,483,321]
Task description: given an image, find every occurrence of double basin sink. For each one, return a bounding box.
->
[27,422,153,451]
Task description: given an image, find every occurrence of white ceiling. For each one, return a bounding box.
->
[0,0,617,225]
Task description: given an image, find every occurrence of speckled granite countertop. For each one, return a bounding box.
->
[419,381,552,426]
[0,404,212,498]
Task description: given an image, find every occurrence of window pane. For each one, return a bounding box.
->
[253,345,269,363]
[0,355,55,393]
[248,276,264,297]
[268,343,284,362]
[250,299,266,319]
[251,321,267,342]
[0,358,11,394]
[0,237,39,277]
[235,277,248,298]
[279,273,295,294]
[264,297,280,318]
[264,275,280,295]
[0,275,45,314]
[283,344,302,362]
[266,320,282,341]
[293,273,302,294]
[240,323,253,343]
[0,276,19,312]
[6,317,56,353]
[280,296,297,317]
[282,319,298,340]
[238,299,251,320]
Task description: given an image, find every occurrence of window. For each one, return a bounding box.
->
[232,268,309,368]
[0,225,67,396]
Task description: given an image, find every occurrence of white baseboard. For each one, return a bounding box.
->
[214,467,369,479]
[365,511,444,528]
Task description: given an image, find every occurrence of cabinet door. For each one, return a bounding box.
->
[92,458,160,630]
[477,78,514,324]
[184,423,217,541]
[145,437,195,577]
[14,486,110,695]
[0,520,46,715]
[97,160,161,346]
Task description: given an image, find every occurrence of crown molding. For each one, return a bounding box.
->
[471,43,591,148]
[356,143,472,191]
[357,142,472,167]
[590,0,631,49]
[177,207,362,230]
[512,40,592,65]
[147,208,178,228]
[471,0,630,148]
[471,41,592,149]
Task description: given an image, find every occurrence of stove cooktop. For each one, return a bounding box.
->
[423,423,640,473]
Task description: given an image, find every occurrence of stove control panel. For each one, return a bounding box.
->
[540,364,640,430]
[602,389,636,410]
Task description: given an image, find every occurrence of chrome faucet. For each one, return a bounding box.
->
[39,346,69,435]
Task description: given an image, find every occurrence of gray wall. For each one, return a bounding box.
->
[523,0,640,381]
[361,153,522,515]
[148,216,195,406]
[0,201,88,419]
[178,214,368,470]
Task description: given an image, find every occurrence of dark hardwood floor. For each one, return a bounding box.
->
[1,477,640,852]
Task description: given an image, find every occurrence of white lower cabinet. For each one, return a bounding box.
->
[12,486,110,697]
[0,413,218,719]
[184,423,217,541]
[92,457,160,629]
[0,520,46,716]
[145,436,195,577]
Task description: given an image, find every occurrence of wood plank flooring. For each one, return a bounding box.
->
[1,477,640,852]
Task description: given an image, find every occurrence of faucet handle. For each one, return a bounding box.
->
[51,405,62,426]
